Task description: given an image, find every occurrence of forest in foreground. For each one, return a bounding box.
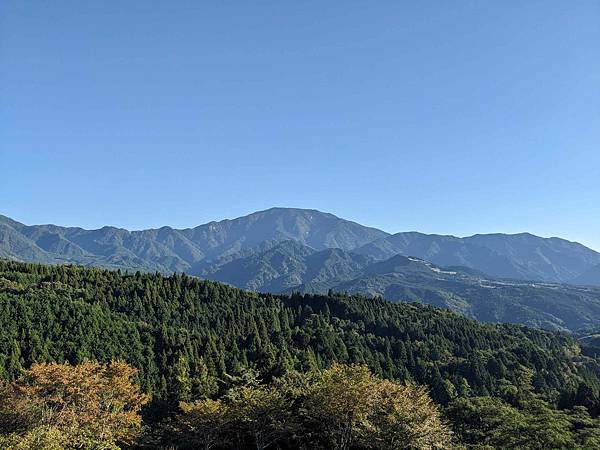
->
[2,260,600,449]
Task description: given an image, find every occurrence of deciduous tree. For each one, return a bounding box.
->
[0,361,148,449]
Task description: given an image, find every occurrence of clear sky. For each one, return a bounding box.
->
[1,1,599,250]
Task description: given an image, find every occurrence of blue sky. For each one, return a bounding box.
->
[1,1,599,250]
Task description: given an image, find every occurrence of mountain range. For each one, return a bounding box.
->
[0,208,386,274]
[3,207,600,331]
[354,231,600,284]
[2,208,599,284]
[203,239,600,331]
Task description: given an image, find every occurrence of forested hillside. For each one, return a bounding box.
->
[205,241,600,332]
[2,260,600,448]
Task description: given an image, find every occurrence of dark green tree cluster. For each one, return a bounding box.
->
[1,260,600,448]
[447,370,600,449]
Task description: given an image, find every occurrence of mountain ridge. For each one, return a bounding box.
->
[2,208,599,287]
[355,230,600,284]
[0,208,388,274]
[205,240,600,331]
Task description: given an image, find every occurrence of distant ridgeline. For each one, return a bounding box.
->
[2,208,600,287]
[1,259,599,413]
[4,209,600,335]
[202,241,600,332]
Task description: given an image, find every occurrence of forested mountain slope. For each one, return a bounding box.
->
[297,255,600,332]
[3,260,600,448]
[1,259,599,411]
[203,241,600,332]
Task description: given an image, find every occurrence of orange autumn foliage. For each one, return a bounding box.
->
[0,361,149,447]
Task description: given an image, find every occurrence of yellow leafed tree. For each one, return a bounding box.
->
[172,363,455,450]
[305,363,454,450]
[0,360,149,449]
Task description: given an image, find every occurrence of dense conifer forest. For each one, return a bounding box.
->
[2,259,600,448]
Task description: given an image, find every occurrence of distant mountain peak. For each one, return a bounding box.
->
[4,208,600,331]
[1,208,599,286]
[0,208,388,274]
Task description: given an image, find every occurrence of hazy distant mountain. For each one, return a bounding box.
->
[287,254,600,331]
[2,208,599,287]
[198,241,600,332]
[203,240,373,292]
[4,208,600,330]
[0,208,388,273]
[572,264,600,287]
[354,232,600,284]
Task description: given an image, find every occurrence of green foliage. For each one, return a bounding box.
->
[2,260,600,448]
[0,260,598,411]
[4,207,600,331]
[446,396,600,449]
[445,369,600,449]
[205,241,600,332]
